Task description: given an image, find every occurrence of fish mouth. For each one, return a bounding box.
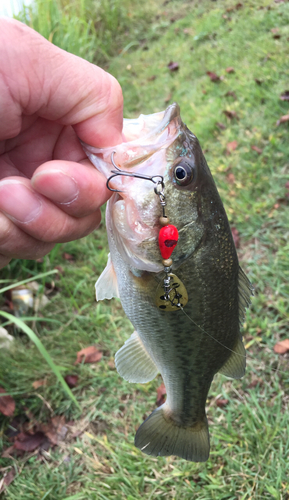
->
[81,102,182,190]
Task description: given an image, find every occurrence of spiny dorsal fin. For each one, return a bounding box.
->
[135,403,210,462]
[95,253,119,301]
[238,266,254,326]
[218,335,246,379]
[115,331,158,383]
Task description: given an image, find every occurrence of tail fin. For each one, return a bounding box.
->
[135,404,210,462]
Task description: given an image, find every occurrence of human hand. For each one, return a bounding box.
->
[0,18,123,269]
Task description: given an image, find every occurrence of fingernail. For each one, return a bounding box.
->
[32,170,79,204]
[0,180,42,223]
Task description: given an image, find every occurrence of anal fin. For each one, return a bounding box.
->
[135,403,210,462]
[218,336,246,379]
[115,331,158,383]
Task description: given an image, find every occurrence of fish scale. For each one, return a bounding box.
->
[82,102,253,462]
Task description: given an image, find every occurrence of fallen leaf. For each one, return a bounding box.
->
[285,181,289,189]
[225,90,237,99]
[54,265,64,276]
[156,383,166,407]
[216,398,229,408]
[207,71,220,82]
[248,378,263,388]
[280,91,289,101]
[75,346,102,365]
[32,379,47,389]
[276,114,289,126]
[0,469,16,494]
[164,92,172,103]
[226,172,235,184]
[225,67,235,73]
[226,140,238,154]
[251,145,263,154]
[0,387,15,417]
[216,122,226,130]
[255,78,263,85]
[148,75,156,81]
[1,446,15,458]
[223,110,238,120]
[41,416,68,445]
[14,431,46,452]
[167,61,179,71]
[64,375,79,388]
[231,227,240,248]
[273,339,289,354]
[63,252,75,262]
[107,360,115,370]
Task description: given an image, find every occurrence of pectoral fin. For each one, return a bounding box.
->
[95,253,119,301]
[218,336,246,379]
[115,331,158,383]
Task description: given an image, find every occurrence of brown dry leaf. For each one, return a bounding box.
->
[32,379,47,389]
[223,110,238,120]
[207,71,220,82]
[62,252,75,262]
[273,339,289,354]
[226,172,235,184]
[75,346,102,365]
[148,75,156,81]
[164,92,172,103]
[41,416,68,445]
[276,114,289,126]
[251,145,263,154]
[156,383,166,407]
[0,387,15,417]
[107,360,115,370]
[14,431,47,452]
[231,227,240,248]
[225,67,235,73]
[1,446,15,458]
[216,122,226,130]
[64,375,79,388]
[285,181,289,190]
[225,90,237,99]
[216,398,229,408]
[0,469,16,494]
[226,140,238,154]
[167,61,179,72]
[248,377,263,389]
[280,90,289,101]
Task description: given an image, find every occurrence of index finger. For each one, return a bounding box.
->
[0,19,123,147]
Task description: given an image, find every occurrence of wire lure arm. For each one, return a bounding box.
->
[106,151,164,194]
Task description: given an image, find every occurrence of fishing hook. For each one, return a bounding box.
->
[106,151,165,194]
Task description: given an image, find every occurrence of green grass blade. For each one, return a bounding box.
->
[0,311,81,411]
[0,269,59,294]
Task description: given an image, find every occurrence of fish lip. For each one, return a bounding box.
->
[80,102,182,189]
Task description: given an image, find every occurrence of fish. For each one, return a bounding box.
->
[82,103,253,462]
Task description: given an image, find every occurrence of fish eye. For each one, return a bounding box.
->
[174,159,194,186]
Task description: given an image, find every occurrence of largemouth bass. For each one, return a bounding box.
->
[82,103,253,462]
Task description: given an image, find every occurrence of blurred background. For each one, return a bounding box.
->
[0,1,289,499]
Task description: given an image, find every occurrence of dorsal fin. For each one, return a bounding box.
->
[238,266,254,326]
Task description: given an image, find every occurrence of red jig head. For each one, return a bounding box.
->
[158,225,179,259]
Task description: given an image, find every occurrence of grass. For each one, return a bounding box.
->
[1,0,289,498]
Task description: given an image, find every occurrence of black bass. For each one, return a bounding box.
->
[82,103,253,462]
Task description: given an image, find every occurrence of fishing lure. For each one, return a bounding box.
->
[107,152,188,311]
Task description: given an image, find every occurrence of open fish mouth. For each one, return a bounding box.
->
[81,102,182,191]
